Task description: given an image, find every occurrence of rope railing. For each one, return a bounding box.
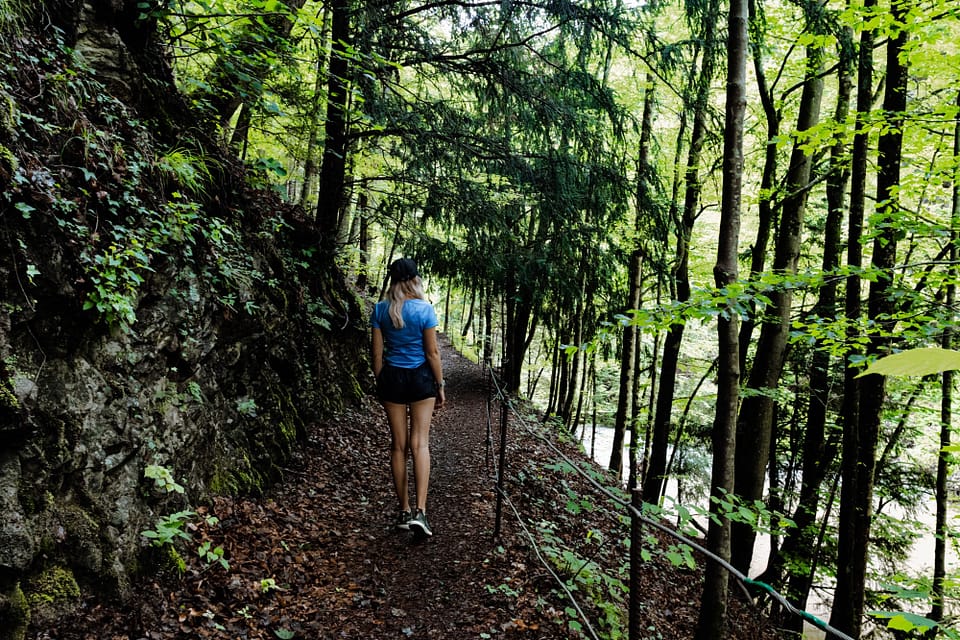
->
[481,363,603,640]
[481,361,856,640]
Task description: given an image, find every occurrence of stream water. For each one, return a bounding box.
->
[579,424,951,639]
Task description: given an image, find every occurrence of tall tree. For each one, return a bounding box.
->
[763,27,854,633]
[828,0,873,624]
[830,0,909,632]
[642,0,721,503]
[611,79,657,478]
[730,11,826,574]
[736,0,781,369]
[200,0,308,148]
[694,0,747,635]
[927,88,960,630]
[315,0,351,243]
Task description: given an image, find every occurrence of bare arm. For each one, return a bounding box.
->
[423,327,445,408]
[371,327,384,377]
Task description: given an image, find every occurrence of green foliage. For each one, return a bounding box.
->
[485,582,520,598]
[142,509,230,574]
[236,397,258,417]
[537,520,629,637]
[141,509,195,546]
[144,464,185,494]
[157,148,212,197]
[259,577,278,593]
[707,489,797,536]
[198,541,230,571]
[0,36,274,333]
[0,0,29,48]
[82,239,150,329]
[187,381,203,403]
[868,579,960,639]
[142,464,228,571]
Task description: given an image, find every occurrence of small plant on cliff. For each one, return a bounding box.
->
[144,463,185,494]
[0,0,29,36]
[141,509,194,546]
[141,466,229,571]
[157,148,212,197]
[143,510,230,572]
[236,397,258,417]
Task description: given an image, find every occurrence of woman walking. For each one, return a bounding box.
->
[370,258,445,536]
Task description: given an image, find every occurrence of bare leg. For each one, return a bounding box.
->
[383,401,411,512]
[408,397,436,512]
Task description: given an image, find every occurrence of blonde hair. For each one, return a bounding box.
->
[386,277,425,328]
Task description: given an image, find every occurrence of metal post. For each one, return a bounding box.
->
[493,397,509,539]
[629,488,642,640]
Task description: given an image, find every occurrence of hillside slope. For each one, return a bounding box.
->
[0,5,367,637]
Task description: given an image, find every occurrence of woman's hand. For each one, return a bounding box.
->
[436,386,446,409]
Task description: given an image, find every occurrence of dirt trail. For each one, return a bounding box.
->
[30,339,567,639]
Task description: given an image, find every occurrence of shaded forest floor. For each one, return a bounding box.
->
[29,338,785,639]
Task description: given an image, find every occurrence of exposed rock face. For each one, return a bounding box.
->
[0,3,369,638]
[75,4,138,102]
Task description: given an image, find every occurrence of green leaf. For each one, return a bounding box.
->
[15,202,35,219]
[855,348,960,378]
[869,610,937,633]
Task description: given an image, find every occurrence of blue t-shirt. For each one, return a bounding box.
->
[370,299,439,369]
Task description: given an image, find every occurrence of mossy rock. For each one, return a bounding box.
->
[0,87,16,134]
[57,504,103,574]
[23,565,79,626]
[0,377,19,411]
[0,143,17,186]
[209,457,265,496]
[0,581,30,640]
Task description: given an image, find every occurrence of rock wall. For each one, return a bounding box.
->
[0,2,370,637]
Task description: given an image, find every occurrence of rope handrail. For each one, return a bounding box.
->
[483,363,856,640]
[482,362,603,640]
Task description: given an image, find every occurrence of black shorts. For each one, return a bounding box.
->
[377,363,437,404]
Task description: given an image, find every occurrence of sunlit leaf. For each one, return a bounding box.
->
[855,348,960,378]
[869,610,937,633]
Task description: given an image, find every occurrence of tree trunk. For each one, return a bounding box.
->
[737,0,779,371]
[355,192,370,292]
[830,2,907,633]
[730,37,824,575]
[612,245,641,477]
[828,4,873,629]
[316,0,351,244]
[765,30,853,633]
[643,14,718,502]
[504,271,534,394]
[612,81,654,479]
[927,89,960,630]
[562,296,584,428]
[299,12,332,209]
[694,0,747,634]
